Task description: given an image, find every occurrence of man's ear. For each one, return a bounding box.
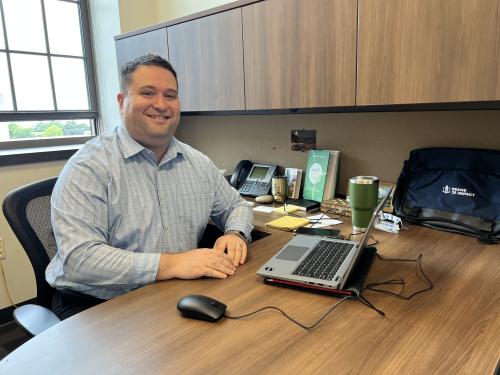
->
[117,92,125,113]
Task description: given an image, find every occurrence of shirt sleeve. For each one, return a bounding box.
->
[46,160,160,299]
[208,161,254,241]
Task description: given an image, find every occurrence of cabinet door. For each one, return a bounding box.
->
[167,9,245,111]
[115,29,169,72]
[357,0,500,105]
[242,0,357,110]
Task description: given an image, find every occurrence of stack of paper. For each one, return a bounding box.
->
[304,213,342,228]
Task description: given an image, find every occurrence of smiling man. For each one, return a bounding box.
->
[46,55,253,319]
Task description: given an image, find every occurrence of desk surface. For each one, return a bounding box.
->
[1,210,499,374]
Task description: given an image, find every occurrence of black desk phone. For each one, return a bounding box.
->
[229,160,278,197]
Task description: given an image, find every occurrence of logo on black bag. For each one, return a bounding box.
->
[442,185,475,197]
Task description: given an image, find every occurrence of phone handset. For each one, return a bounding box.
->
[230,160,253,189]
[230,160,278,197]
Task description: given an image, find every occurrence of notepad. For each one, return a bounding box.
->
[265,216,310,231]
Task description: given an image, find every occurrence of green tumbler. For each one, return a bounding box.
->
[348,176,379,233]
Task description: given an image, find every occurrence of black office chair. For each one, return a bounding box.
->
[2,177,61,337]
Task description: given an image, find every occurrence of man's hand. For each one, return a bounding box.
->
[213,233,248,267]
[156,249,236,281]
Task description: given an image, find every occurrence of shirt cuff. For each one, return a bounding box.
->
[130,252,161,286]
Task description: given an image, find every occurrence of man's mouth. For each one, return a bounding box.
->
[146,113,170,120]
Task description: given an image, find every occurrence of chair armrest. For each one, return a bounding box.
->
[13,304,61,337]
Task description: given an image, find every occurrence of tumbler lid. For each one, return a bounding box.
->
[349,176,379,184]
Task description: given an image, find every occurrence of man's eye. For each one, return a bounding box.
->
[165,93,178,100]
[142,91,154,96]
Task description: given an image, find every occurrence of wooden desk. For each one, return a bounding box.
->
[1,211,499,374]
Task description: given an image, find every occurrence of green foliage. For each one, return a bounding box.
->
[33,122,51,133]
[8,123,32,139]
[63,120,90,136]
[7,121,90,139]
[43,124,63,137]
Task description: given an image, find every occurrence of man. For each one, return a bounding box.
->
[46,54,254,319]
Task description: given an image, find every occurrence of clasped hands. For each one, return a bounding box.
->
[156,233,247,281]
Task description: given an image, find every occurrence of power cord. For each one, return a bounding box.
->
[364,253,434,299]
[225,290,393,329]
[225,295,351,329]
[348,231,379,247]
[0,261,18,308]
[357,294,386,317]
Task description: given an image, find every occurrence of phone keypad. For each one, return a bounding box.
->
[239,180,270,196]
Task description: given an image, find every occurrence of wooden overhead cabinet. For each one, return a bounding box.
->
[167,9,245,111]
[242,0,357,110]
[115,29,169,72]
[357,0,500,105]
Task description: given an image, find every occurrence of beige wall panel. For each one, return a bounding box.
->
[118,0,157,33]
[119,0,238,33]
[176,111,500,194]
[0,162,65,309]
[155,0,238,24]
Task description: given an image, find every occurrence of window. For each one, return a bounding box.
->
[0,0,97,156]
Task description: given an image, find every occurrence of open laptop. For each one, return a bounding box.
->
[257,189,392,291]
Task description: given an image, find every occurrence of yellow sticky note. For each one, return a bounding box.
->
[273,204,301,214]
[265,216,310,231]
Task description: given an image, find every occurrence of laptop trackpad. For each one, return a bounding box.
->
[276,245,309,261]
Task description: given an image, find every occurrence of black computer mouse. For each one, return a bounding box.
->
[177,295,227,322]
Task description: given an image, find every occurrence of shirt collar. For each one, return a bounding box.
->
[117,125,145,159]
[159,137,184,166]
[117,125,184,165]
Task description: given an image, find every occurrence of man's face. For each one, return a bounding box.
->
[117,65,180,156]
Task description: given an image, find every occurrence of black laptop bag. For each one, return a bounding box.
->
[393,147,500,243]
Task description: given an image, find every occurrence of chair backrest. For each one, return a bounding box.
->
[2,177,58,308]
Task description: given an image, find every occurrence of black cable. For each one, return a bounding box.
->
[347,231,364,240]
[357,294,386,317]
[225,295,351,330]
[348,232,379,247]
[367,236,379,247]
[365,253,434,299]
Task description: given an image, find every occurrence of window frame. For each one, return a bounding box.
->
[0,0,98,159]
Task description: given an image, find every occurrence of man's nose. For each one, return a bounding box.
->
[153,95,168,110]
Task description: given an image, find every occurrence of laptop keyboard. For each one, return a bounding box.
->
[292,240,354,281]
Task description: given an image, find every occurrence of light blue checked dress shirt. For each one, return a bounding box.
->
[46,126,253,300]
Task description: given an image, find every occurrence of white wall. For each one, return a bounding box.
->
[89,0,122,133]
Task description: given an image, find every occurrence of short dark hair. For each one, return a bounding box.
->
[120,54,178,93]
